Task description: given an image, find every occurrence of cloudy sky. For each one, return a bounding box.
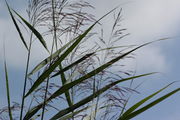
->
[0,0,180,120]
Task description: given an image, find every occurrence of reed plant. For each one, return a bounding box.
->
[1,0,179,120]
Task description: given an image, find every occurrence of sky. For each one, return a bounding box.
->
[0,0,180,120]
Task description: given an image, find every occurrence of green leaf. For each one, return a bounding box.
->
[28,39,76,76]
[6,1,28,50]
[50,73,155,119]
[12,10,49,53]
[4,60,13,120]
[120,88,180,120]
[120,82,175,118]
[51,52,95,78]
[25,8,116,98]
[58,64,73,107]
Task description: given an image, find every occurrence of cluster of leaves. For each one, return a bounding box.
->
[1,0,179,120]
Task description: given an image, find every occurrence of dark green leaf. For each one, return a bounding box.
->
[6,1,28,50]
[4,60,13,120]
[12,10,49,53]
[59,64,73,106]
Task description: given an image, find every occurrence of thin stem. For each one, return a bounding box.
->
[20,32,33,120]
[41,0,56,119]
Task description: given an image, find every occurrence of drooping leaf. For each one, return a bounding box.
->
[50,73,155,119]
[25,8,116,98]
[6,1,28,50]
[12,10,49,53]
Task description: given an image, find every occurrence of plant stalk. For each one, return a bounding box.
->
[20,32,33,120]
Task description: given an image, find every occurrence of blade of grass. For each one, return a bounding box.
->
[51,45,136,78]
[12,10,49,53]
[4,60,13,120]
[25,8,116,98]
[3,41,13,120]
[23,73,154,119]
[59,64,73,106]
[5,1,28,50]
[119,82,176,118]
[28,38,76,76]
[52,52,95,78]
[50,73,155,119]
[119,88,180,120]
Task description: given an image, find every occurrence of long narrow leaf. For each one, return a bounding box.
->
[59,64,73,106]
[50,73,155,119]
[28,39,76,76]
[120,82,175,118]
[4,60,13,120]
[25,8,116,98]
[6,1,28,50]
[52,52,95,78]
[12,10,49,53]
[120,88,180,120]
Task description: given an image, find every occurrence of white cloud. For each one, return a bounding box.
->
[124,0,180,38]
[91,0,180,72]
[1,0,180,72]
[136,46,167,72]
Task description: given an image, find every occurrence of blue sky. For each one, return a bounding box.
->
[0,0,180,120]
